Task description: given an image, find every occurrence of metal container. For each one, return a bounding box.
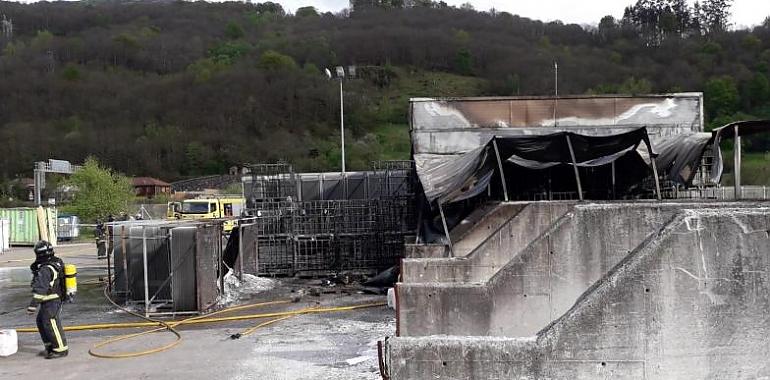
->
[112,221,222,314]
[170,225,220,313]
[57,215,80,241]
[0,219,9,253]
[0,208,39,246]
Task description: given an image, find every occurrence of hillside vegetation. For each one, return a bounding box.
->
[0,0,768,184]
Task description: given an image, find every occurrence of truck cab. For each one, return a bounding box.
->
[178,197,243,231]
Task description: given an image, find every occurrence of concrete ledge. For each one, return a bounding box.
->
[387,207,770,379]
[403,244,449,259]
[402,202,573,284]
[398,202,769,338]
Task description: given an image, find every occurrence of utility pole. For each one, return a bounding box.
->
[553,61,559,127]
[734,124,742,199]
[325,66,349,173]
[339,77,345,173]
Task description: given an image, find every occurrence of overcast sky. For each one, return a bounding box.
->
[276,0,770,28]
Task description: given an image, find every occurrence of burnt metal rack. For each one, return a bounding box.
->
[237,161,417,276]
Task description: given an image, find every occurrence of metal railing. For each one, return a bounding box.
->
[668,186,770,200]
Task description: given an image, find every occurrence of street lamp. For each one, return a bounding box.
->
[325,66,349,173]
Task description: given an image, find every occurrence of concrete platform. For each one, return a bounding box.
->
[398,202,767,338]
[402,202,574,284]
[387,204,770,379]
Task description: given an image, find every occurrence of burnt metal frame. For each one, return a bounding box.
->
[239,161,417,276]
[109,221,223,317]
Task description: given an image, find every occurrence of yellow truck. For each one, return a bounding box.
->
[177,196,244,232]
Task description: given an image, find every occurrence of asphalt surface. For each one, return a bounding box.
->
[0,243,394,379]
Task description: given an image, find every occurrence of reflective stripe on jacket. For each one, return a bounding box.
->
[31,264,61,303]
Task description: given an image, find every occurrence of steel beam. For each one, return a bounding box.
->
[734,125,742,200]
[564,135,584,201]
[492,138,509,202]
[438,202,453,256]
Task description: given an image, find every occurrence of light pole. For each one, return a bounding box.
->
[552,60,558,127]
[325,67,346,173]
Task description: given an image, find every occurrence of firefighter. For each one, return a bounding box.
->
[95,219,107,259]
[26,240,68,359]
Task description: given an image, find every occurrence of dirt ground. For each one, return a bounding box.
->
[0,243,394,379]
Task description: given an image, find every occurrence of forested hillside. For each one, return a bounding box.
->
[0,0,768,182]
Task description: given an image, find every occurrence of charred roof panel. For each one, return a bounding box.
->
[410,93,703,155]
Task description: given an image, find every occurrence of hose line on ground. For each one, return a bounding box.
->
[229,314,298,340]
[87,298,384,358]
[13,302,388,333]
[11,282,387,359]
[87,283,181,359]
[87,284,297,359]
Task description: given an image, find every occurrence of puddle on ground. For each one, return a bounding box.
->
[0,267,32,284]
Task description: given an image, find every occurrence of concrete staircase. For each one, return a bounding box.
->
[387,203,770,379]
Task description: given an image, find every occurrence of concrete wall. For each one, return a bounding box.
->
[398,203,754,338]
[404,244,449,259]
[404,203,513,260]
[446,202,501,243]
[402,202,573,284]
[387,207,770,379]
[450,203,528,257]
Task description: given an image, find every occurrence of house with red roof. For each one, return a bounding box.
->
[131,177,171,198]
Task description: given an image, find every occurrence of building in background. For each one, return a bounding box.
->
[131,177,171,199]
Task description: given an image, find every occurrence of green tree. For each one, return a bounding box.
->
[705,76,739,118]
[698,0,733,33]
[209,41,251,64]
[746,73,770,108]
[295,6,319,17]
[2,41,24,56]
[255,2,285,15]
[454,48,472,75]
[64,158,134,222]
[257,50,298,71]
[187,58,228,82]
[30,30,53,51]
[460,2,474,11]
[618,77,653,94]
[61,63,81,81]
[224,21,245,39]
[184,142,208,175]
[598,15,617,42]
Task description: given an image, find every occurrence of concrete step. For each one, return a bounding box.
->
[387,206,770,379]
[402,202,574,284]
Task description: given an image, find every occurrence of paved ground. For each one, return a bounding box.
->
[0,244,393,379]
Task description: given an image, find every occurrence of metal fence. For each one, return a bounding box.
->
[666,186,770,200]
[243,162,415,205]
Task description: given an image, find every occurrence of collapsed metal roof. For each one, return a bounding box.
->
[410,93,704,156]
[410,94,714,200]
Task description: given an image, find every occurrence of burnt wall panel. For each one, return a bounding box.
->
[195,225,220,311]
[170,226,197,312]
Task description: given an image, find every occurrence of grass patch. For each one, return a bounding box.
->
[372,123,411,161]
[718,149,770,185]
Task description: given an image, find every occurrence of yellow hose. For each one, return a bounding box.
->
[237,315,297,337]
[87,300,291,359]
[85,301,385,358]
[15,302,387,333]
[86,296,296,359]
[88,326,181,359]
[12,290,386,359]
[86,283,183,359]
